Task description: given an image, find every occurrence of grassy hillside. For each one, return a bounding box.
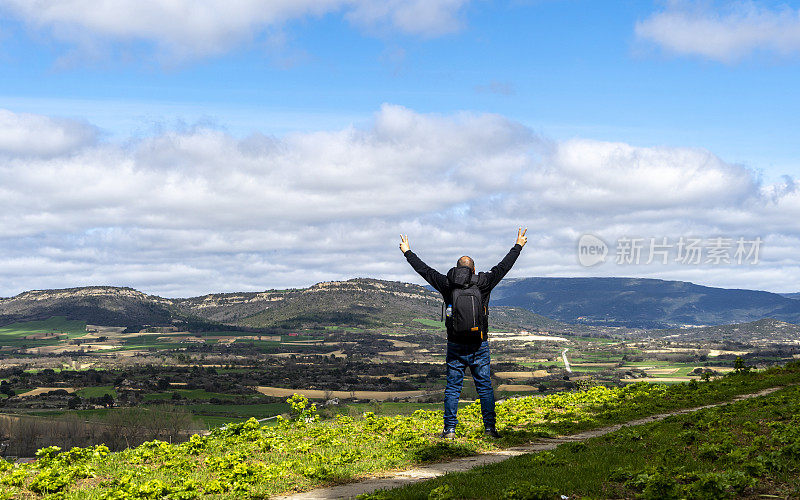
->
[1,362,798,498]
[380,384,800,499]
[0,317,87,348]
[233,279,442,329]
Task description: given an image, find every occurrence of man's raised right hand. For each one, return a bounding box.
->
[399,234,410,254]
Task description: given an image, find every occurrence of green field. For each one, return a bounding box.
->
[412,318,445,329]
[24,403,289,430]
[178,402,289,418]
[0,317,87,338]
[623,360,676,367]
[569,364,615,373]
[0,322,295,353]
[518,352,705,380]
[0,317,87,347]
[281,334,324,342]
[570,354,623,363]
[26,408,114,419]
[142,389,244,401]
[570,336,619,343]
[195,330,271,337]
[24,401,421,430]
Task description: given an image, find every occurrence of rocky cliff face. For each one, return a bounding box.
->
[174,291,290,324]
[0,286,175,327]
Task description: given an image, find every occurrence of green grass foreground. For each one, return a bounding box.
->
[372,379,800,499]
[1,362,799,499]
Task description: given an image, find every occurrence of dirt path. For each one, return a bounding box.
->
[273,386,783,500]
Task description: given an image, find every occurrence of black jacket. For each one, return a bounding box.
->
[404,244,523,343]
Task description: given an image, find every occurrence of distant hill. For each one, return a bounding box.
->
[0,287,176,328]
[179,278,568,331]
[0,279,565,333]
[651,318,800,343]
[779,292,800,300]
[490,277,800,328]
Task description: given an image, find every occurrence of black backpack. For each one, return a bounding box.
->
[445,266,486,342]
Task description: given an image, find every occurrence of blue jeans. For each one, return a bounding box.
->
[444,340,495,430]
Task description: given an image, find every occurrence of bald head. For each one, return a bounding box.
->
[457,255,475,272]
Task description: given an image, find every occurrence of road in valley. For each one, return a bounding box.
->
[562,348,572,373]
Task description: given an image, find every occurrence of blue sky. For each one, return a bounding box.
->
[1,0,800,296]
[2,0,797,178]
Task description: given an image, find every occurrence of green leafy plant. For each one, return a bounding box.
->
[0,361,798,499]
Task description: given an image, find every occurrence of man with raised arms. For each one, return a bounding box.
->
[399,228,527,438]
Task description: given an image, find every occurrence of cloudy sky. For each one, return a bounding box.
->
[1,0,800,297]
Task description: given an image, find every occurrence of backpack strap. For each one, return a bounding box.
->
[470,273,486,340]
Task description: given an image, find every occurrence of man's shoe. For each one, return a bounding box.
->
[484,428,501,439]
[439,429,456,439]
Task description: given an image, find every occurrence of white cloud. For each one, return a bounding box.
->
[526,139,758,210]
[0,0,470,59]
[1,105,800,297]
[636,1,800,62]
[0,104,531,234]
[0,109,97,156]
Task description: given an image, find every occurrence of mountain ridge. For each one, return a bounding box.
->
[2,276,800,332]
[490,276,800,328]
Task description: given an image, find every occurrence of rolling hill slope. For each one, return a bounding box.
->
[490,277,800,328]
[194,279,441,329]
[0,287,175,328]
